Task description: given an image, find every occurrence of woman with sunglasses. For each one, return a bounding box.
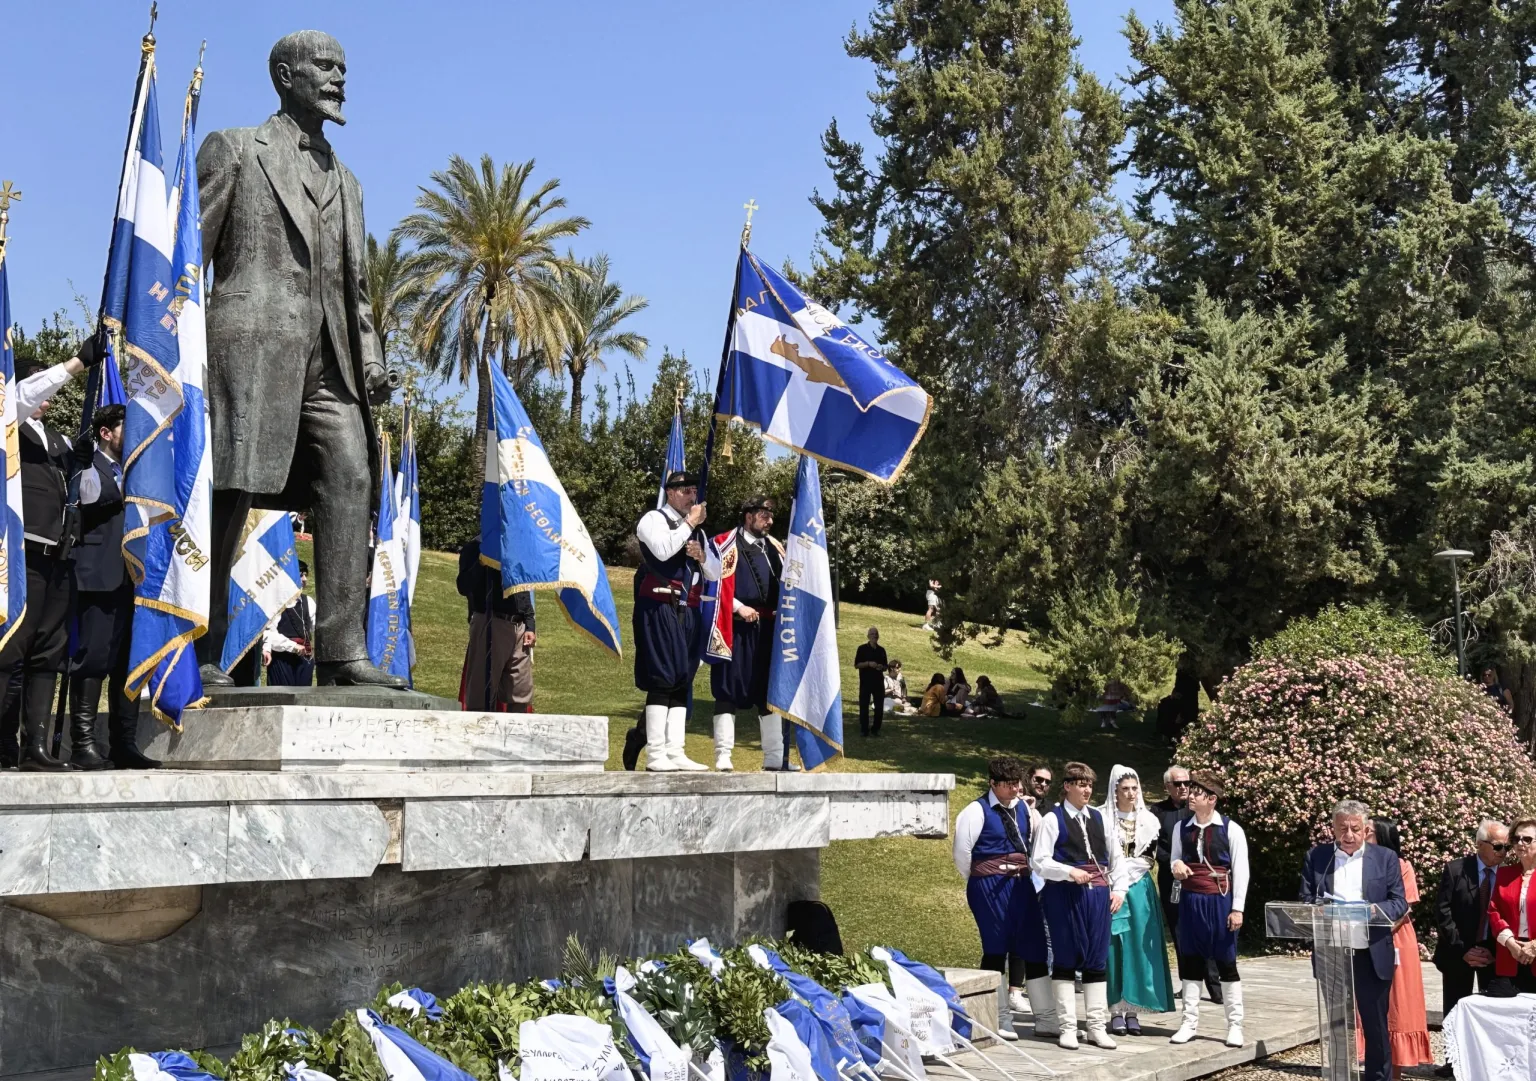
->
[1489,818,1536,993]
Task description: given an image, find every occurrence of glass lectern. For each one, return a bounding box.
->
[1265,901,1397,1081]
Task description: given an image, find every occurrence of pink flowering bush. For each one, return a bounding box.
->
[1177,652,1536,943]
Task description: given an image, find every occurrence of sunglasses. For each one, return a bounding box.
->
[1169,780,1190,787]
[1030,776,1051,785]
[1517,837,1536,846]
[1487,842,1512,852]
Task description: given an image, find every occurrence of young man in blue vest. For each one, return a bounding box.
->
[953,755,1058,1041]
[1031,760,1126,1050]
[1167,770,1249,1047]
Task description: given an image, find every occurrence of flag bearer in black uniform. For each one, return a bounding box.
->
[632,471,718,771]
[707,495,784,772]
[68,403,158,770]
[1,339,102,771]
[264,560,317,687]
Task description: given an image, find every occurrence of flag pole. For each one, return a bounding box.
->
[696,198,756,506]
[96,4,158,334]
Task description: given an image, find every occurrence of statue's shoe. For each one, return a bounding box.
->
[200,663,235,687]
[317,660,409,689]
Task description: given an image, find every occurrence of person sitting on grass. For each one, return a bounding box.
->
[946,667,972,713]
[919,673,948,717]
[964,675,1004,717]
[885,660,916,716]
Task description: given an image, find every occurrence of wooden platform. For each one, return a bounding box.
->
[934,957,1445,1080]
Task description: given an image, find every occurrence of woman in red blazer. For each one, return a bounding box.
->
[1489,818,1536,991]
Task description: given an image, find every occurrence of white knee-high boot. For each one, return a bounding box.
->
[1221,981,1243,1047]
[1053,980,1079,1050]
[712,713,735,771]
[644,705,675,771]
[994,978,1018,1040]
[1169,980,1202,1044]
[1083,983,1117,1049]
[1025,977,1060,1037]
[668,707,707,770]
[759,714,784,770]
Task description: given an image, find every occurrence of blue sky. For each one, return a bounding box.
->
[2,0,1173,405]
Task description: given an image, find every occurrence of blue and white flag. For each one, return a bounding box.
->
[872,947,971,1041]
[368,433,412,682]
[395,402,422,607]
[219,510,301,673]
[386,988,443,1022]
[481,361,621,656]
[125,1052,222,1081]
[657,401,685,508]
[767,455,842,770]
[357,1010,476,1081]
[721,251,930,484]
[0,232,27,653]
[115,56,214,728]
[748,946,867,1072]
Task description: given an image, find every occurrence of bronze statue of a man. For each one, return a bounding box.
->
[195,30,405,688]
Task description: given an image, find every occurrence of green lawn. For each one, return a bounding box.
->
[392,551,1176,969]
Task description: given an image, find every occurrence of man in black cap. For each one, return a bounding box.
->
[264,559,319,687]
[66,402,158,770]
[2,337,104,771]
[456,536,536,711]
[707,495,786,771]
[628,470,718,771]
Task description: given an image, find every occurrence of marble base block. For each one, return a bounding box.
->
[141,706,608,771]
[0,851,819,1078]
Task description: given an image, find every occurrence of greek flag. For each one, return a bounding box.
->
[357,1010,476,1081]
[0,233,25,652]
[395,402,422,607]
[126,1052,221,1081]
[656,401,685,508]
[219,510,301,673]
[481,361,621,656]
[368,434,411,682]
[112,55,214,728]
[720,251,930,484]
[767,455,842,770]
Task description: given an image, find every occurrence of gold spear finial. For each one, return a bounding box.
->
[0,181,20,252]
[741,198,759,249]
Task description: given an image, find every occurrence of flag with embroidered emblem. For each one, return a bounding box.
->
[716,251,929,484]
[368,433,411,682]
[481,361,621,656]
[767,455,842,770]
[0,216,26,652]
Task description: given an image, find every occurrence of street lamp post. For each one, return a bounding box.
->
[1434,548,1474,678]
[825,471,850,629]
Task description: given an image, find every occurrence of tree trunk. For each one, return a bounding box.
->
[569,361,585,425]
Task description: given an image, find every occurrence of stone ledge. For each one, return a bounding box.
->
[0,770,536,809]
[776,772,955,793]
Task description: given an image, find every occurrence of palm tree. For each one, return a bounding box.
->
[558,252,650,423]
[396,155,588,449]
[364,232,424,366]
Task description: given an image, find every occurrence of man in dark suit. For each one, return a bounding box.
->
[1433,819,1508,1073]
[68,404,157,770]
[1299,799,1408,1081]
[195,30,402,690]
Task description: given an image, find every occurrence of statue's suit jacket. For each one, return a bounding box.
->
[197,113,382,497]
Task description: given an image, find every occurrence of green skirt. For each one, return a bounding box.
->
[1106,873,1175,1013]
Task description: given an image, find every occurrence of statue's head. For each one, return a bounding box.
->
[269,31,347,127]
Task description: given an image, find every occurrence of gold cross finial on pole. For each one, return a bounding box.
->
[741,198,760,248]
[0,181,20,251]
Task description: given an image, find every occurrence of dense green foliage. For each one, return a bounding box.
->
[810,0,1536,718]
[1254,601,1455,676]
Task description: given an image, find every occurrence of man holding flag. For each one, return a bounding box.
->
[457,535,536,712]
[707,494,785,772]
[632,471,717,771]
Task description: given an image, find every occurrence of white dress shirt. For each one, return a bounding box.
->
[636,506,720,580]
[16,361,79,421]
[1030,800,1127,894]
[263,597,317,655]
[1168,812,1251,912]
[78,446,120,505]
[953,791,1040,880]
[1330,845,1367,903]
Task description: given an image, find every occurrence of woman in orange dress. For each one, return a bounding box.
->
[1357,819,1432,1076]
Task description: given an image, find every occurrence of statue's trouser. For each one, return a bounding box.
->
[202,341,373,668]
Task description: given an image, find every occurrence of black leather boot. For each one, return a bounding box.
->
[316,659,408,688]
[18,673,67,772]
[67,675,113,771]
[107,679,159,770]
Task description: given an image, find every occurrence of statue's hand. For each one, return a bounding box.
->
[364,363,390,395]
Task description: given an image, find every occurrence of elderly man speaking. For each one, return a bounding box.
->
[1299,799,1407,1081]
